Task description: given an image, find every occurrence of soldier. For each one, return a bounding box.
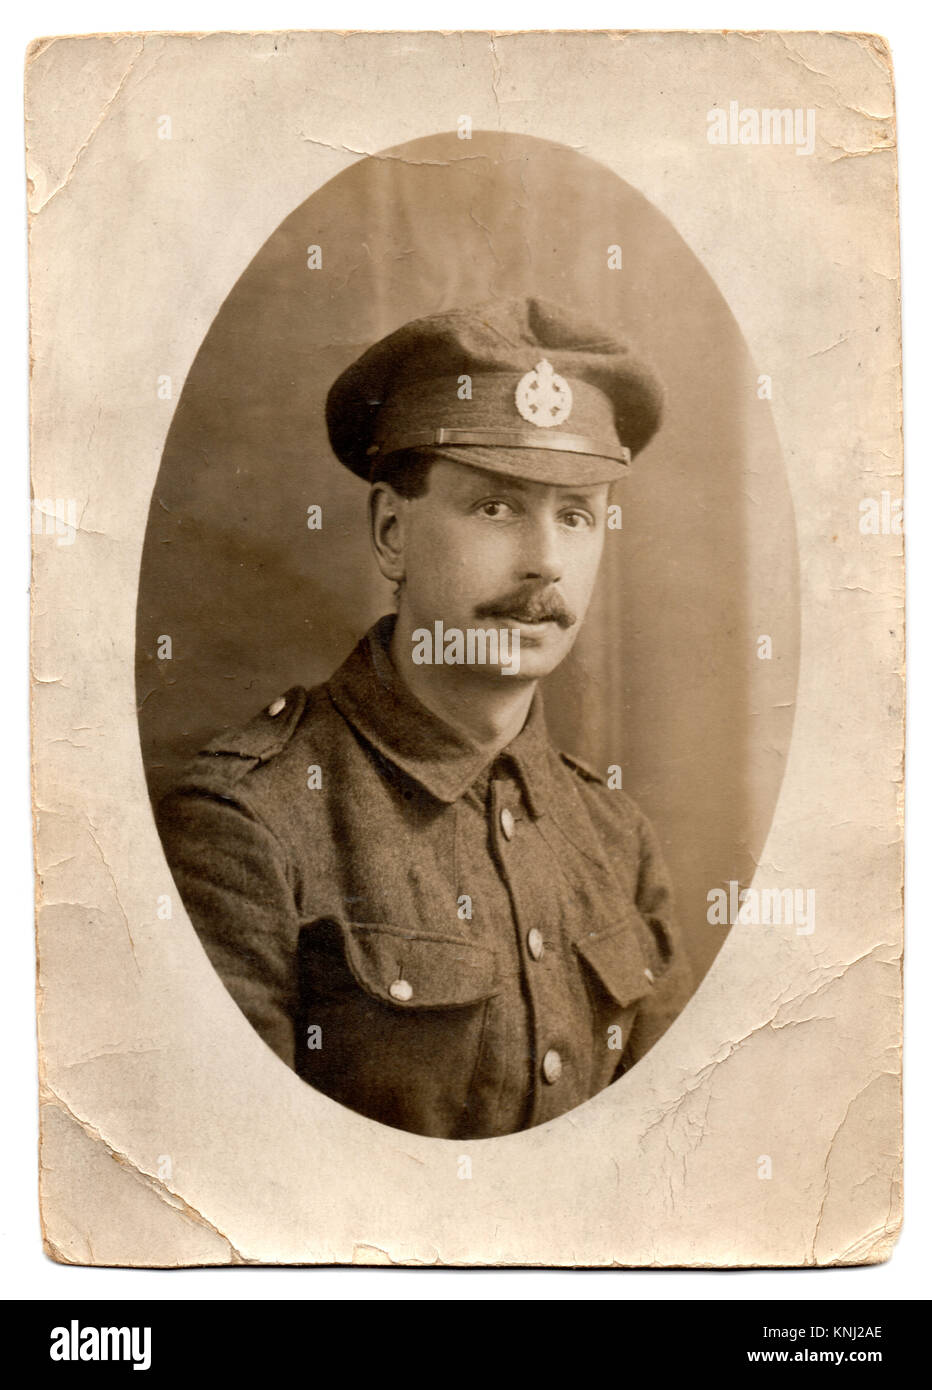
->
[157,297,694,1139]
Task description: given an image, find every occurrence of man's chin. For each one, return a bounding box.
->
[451,645,565,682]
[494,639,574,682]
[456,662,547,684]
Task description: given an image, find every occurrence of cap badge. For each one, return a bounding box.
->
[514,359,573,428]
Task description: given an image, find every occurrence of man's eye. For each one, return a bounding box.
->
[477,500,514,519]
[562,509,595,529]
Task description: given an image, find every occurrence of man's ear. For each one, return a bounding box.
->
[368,482,408,586]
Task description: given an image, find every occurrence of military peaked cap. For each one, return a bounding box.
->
[325,297,665,486]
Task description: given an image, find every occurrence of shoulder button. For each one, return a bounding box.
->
[201,686,309,763]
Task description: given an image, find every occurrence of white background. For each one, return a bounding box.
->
[4,0,926,1301]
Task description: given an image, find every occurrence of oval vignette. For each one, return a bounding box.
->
[136,130,800,1119]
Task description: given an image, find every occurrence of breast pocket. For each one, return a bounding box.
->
[339,922,500,1009]
[573,912,656,1089]
[297,918,501,1137]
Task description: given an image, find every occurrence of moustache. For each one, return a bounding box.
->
[474,586,578,630]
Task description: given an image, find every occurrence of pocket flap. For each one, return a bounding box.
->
[574,920,654,1008]
[340,922,500,1010]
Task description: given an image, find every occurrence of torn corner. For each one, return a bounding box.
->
[38,1092,244,1268]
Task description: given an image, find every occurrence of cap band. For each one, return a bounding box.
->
[368,427,631,465]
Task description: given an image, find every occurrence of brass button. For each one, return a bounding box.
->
[527,927,544,960]
[542,1048,563,1084]
[267,696,286,717]
[500,807,515,840]
[389,978,413,1002]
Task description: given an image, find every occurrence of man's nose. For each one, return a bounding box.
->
[519,514,562,585]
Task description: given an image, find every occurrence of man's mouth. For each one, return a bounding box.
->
[500,612,557,626]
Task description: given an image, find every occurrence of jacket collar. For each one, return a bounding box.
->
[326,614,555,815]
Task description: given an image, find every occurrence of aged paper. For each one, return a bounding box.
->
[28,30,903,1267]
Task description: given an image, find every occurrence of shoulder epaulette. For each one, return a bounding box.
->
[558,749,604,785]
[200,685,309,763]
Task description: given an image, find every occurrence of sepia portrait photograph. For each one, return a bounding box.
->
[27,27,902,1271]
[139,132,797,1139]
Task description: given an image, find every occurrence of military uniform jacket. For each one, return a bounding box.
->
[158,615,694,1139]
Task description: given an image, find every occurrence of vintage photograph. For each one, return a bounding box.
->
[29,31,901,1268]
[138,130,796,1138]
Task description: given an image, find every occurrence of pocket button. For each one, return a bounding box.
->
[542,1048,563,1084]
[389,978,413,1002]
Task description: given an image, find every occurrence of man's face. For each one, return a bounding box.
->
[393,458,610,682]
